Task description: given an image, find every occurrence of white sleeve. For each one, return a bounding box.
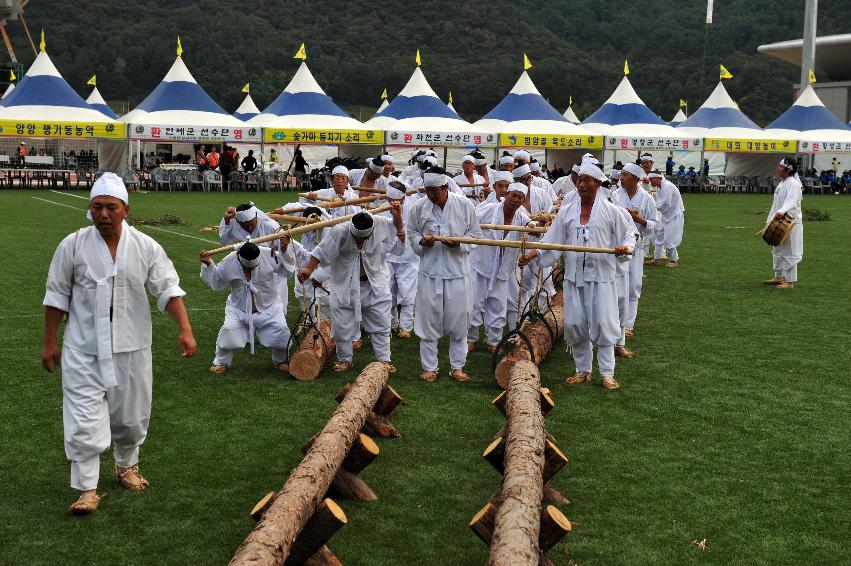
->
[145,240,186,312]
[43,233,76,312]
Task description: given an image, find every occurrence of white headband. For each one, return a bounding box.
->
[462,155,474,164]
[236,243,261,269]
[381,154,393,163]
[235,206,258,223]
[423,172,447,188]
[499,155,514,165]
[332,165,349,177]
[571,164,581,174]
[473,156,487,166]
[513,164,531,178]
[581,156,599,166]
[368,159,385,174]
[507,182,527,195]
[492,171,512,183]
[609,169,622,179]
[640,153,654,162]
[530,162,541,172]
[349,223,374,239]
[422,156,438,166]
[621,163,645,180]
[416,153,427,162]
[90,172,128,205]
[514,150,531,162]
[386,185,406,199]
[578,163,606,182]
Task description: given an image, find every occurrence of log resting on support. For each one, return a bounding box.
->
[289,318,335,381]
[489,361,546,566]
[230,362,390,566]
[336,383,403,438]
[494,293,565,389]
[284,499,347,566]
[301,433,381,502]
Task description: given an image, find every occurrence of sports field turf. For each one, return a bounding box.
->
[0,189,848,565]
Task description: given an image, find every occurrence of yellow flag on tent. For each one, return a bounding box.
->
[39,30,45,52]
[176,36,183,57]
[241,83,250,93]
[380,88,388,100]
[9,69,16,82]
[294,43,307,60]
[679,98,687,109]
[623,59,630,76]
[808,69,817,84]
[719,64,733,80]
[449,91,453,105]
[569,95,573,106]
[523,53,532,71]
[415,49,422,66]
[87,75,97,86]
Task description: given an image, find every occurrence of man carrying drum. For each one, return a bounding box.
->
[764,158,803,289]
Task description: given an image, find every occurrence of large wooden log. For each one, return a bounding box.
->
[492,388,554,418]
[489,361,546,566]
[494,293,564,389]
[284,499,347,565]
[289,319,335,381]
[300,433,380,502]
[336,383,402,438]
[484,436,567,483]
[230,362,390,566]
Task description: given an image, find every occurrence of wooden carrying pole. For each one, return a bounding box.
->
[230,362,390,566]
[479,224,548,234]
[434,235,620,255]
[266,195,381,216]
[207,205,392,256]
[489,360,546,565]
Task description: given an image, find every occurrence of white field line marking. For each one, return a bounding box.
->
[33,196,218,244]
[49,190,88,200]
[0,307,223,320]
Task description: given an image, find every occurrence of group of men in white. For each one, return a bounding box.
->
[41,148,694,515]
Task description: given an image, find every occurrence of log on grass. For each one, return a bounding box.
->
[284,499,347,566]
[489,361,546,566]
[469,502,497,545]
[494,293,564,389]
[301,433,381,502]
[539,505,572,553]
[336,383,403,438]
[484,436,567,484]
[492,388,554,418]
[289,318,335,381]
[230,362,390,566]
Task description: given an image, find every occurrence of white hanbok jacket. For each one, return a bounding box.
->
[219,210,280,245]
[768,176,804,263]
[408,192,483,280]
[472,202,531,283]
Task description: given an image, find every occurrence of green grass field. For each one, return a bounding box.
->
[0,189,848,565]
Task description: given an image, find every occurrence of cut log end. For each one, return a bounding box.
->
[250,491,276,522]
[284,498,347,566]
[342,433,380,474]
[289,351,324,381]
[494,359,518,390]
[483,436,505,475]
[469,502,497,546]
[539,505,571,553]
[543,439,568,483]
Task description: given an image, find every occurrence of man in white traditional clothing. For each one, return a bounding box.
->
[552,164,580,198]
[649,169,685,268]
[281,204,333,318]
[402,149,425,180]
[219,202,289,313]
[468,182,532,352]
[298,208,405,372]
[497,153,515,173]
[763,158,804,289]
[408,167,483,382]
[454,154,487,200]
[472,149,496,193]
[292,165,360,218]
[380,154,395,177]
[349,156,389,197]
[530,158,556,199]
[201,238,296,374]
[480,170,512,205]
[382,181,420,338]
[614,163,658,337]
[639,153,661,262]
[42,173,197,515]
[519,163,635,390]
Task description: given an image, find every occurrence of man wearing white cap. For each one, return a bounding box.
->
[649,169,685,268]
[614,164,658,337]
[298,207,405,372]
[295,165,360,218]
[471,149,496,193]
[408,167,483,382]
[639,154,661,261]
[349,156,389,198]
[498,153,515,173]
[42,173,197,515]
[519,163,635,390]
[380,154,395,177]
[381,181,420,338]
[764,158,803,289]
[468,182,532,352]
[201,238,297,375]
[480,170,513,205]
[454,154,486,200]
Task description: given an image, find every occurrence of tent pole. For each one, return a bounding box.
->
[443,146,447,169]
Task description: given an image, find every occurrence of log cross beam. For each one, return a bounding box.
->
[230,362,390,566]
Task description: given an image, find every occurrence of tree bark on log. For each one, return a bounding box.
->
[284,499,347,565]
[289,319,335,381]
[492,388,554,418]
[494,293,564,389]
[302,546,342,566]
[469,502,497,545]
[230,362,390,566]
[489,361,546,566]
[336,383,402,438]
[300,433,380,502]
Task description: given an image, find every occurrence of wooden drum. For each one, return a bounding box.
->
[762,213,796,246]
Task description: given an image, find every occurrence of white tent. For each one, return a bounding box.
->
[233,93,260,121]
[0,83,14,103]
[86,86,118,119]
[670,109,686,126]
[563,106,580,124]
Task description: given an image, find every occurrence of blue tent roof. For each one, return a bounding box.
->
[677,82,760,130]
[374,67,461,120]
[260,63,350,118]
[131,57,229,115]
[767,86,851,131]
[582,77,665,126]
[480,72,567,122]
[86,87,119,119]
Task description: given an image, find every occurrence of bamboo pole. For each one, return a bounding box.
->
[205,205,392,256]
[351,186,387,194]
[479,224,548,234]
[433,235,622,255]
[271,214,313,224]
[266,195,380,216]
[298,193,339,202]
[458,182,488,188]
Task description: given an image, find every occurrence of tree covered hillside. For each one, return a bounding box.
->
[6,0,847,124]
